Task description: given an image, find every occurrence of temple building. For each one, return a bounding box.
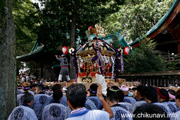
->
[130,0,180,62]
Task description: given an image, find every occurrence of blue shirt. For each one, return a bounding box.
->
[110,104,133,120]
[85,99,97,110]
[49,95,68,107]
[66,108,109,120]
[87,96,103,110]
[32,94,51,119]
[42,103,70,120]
[124,96,136,104]
[8,106,38,120]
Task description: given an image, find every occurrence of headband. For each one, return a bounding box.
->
[120,85,129,91]
[157,88,167,99]
[22,87,30,90]
[89,89,97,94]
[109,88,120,92]
[168,92,175,99]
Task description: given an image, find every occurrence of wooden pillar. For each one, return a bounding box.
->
[147,78,149,86]
[157,78,159,87]
[153,79,155,86]
[164,78,166,87]
[177,40,180,54]
[155,77,157,86]
[162,78,164,87]
[0,0,16,119]
[140,78,142,85]
[149,78,152,86]
[167,78,170,87]
[172,77,175,86]
[177,77,179,86]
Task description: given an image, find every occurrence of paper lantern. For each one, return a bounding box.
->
[124,47,130,55]
[62,46,68,55]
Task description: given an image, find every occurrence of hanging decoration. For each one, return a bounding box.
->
[68,25,129,83]
[62,46,68,55]
[124,47,130,55]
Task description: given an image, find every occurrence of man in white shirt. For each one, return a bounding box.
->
[66,83,113,120]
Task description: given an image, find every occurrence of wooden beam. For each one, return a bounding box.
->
[121,70,180,76]
[157,40,179,45]
[178,39,180,54]
[149,2,180,39]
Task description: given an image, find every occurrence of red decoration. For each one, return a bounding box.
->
[108,63,112,68]
[88,26,93,34]
[94,63,98,69]
[62,46,68,54]
[80,63,85,69]
[94,40,100,50]
[124,47,130,55]
[89,26,93,29]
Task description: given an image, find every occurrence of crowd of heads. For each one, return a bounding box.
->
[8,75,180,120]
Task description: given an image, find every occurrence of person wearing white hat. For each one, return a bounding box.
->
[55,54,70,82]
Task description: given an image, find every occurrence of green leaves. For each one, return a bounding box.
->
[104,0,174,42]
[34,0,124,48]
[13,0,38,56]
[124,39,167,73]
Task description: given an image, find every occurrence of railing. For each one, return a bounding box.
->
[163,53,180,62]
[120,70,180,87]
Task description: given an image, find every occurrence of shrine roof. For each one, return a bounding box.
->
[129,0,180,47]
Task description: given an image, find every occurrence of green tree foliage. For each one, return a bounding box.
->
[12,0,39,73]
[124,39,167,73]
[110,35,120,49]
[35,0,125,49]
[104,0,174,42]
[13,0,38,56]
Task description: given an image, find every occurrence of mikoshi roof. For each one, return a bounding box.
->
[76,39,116,57]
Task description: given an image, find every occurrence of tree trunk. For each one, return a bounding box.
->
[69,15,76,80]
[0,0,16,119]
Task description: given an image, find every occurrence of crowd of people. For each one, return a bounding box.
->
[8,74,180,120]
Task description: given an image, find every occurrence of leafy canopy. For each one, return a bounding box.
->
[124,39,167,73]
[13,0,38,56]
[35,0,125,49]
[103,0,174,42]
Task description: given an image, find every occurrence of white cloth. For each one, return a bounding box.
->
[175,111,180,120]
[66,109,109,120]
[58,75,70,81]
[8,106,38,120]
